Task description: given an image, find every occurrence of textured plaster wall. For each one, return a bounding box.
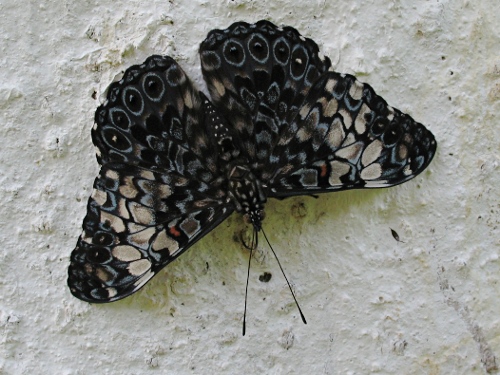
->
[1,0,499,374]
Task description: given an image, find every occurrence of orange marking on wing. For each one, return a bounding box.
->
[320,163,327,177]
[169,226,181,237]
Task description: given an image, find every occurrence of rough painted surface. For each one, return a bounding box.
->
[0,1,498,374]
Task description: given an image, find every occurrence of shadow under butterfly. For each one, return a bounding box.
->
[68,20,437,334]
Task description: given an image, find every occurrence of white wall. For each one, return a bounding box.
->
[1,0,499,374]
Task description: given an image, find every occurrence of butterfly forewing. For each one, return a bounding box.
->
[92,55,219,182]
[266,71,437,197]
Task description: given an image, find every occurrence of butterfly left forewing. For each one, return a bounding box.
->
[267,71,437,197]
[92,55,219,181]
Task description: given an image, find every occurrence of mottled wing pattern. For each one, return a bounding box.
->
[267,72,437,197]
[199,20,331,171]
[92,55,218,182]
[70,20,437,304]
[200,21,436,197]
[68,56,232,302]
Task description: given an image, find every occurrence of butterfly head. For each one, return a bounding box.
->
[243,208,266,231]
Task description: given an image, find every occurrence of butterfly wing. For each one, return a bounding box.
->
[69,163,231,302]
[200,21,436,197]
[266,72,437,197]
[68,56,232,302]
[199,20,331,170]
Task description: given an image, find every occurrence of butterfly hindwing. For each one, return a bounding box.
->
[199,20,332,169]
[199,21,436,196]
[266,71,437,197]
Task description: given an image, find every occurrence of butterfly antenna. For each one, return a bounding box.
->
[261,228,307,325]
[242,227,257,336]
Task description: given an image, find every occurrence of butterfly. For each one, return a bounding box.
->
[68,20,437,304]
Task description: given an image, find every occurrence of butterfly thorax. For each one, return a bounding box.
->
[202,93,267,229]
[227,164,267,230]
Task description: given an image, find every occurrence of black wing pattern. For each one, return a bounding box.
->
[266,71,437,197]
[200,21,332,174]
[68,56,232,302]
[199,20,436,196]
[69,21,436,303]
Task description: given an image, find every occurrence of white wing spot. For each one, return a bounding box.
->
[119,176,138,199]
[387,106,395,121]
[335,142,364,161]
[328,160,351,185]
[112,245,142,261]
[139,170,155,180]
[128,259,151,276]
[398,144,408,160]
[325,78,337,93]
[361,139,383,167]
[299,103,312,118]
[360,163,383,180]
[152,230,179,253]
[349,80,364,101]
[117,198,130,220]
[96,266,112,282]
[129,202,155,225]
[326,117,345,149]
[105,169,119,180]
[213,80,226,97]
[339,108,353,129]
[100,212,125,233]
[91,189,107,206]
[403,165,413,176]
[354,103,371,135]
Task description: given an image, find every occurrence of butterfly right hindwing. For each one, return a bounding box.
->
[199,21,436,197]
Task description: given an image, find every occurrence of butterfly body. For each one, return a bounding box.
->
[201,93,267,229]
[68,20,436,303]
